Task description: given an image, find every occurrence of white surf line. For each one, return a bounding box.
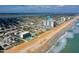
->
[46,32,67,53]
[52,38,67,53]
[46,37,64,52]
[47,31,74,53]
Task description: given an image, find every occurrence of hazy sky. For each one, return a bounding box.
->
[0,5,79,13]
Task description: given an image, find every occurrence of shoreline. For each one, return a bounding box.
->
[6,17,77,53]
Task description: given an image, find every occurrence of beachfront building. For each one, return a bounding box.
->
[43,16,54,29]
[61,16,66,23]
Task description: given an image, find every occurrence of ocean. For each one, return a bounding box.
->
[48,20,79,53]
[56,20,79,53]
[60,20,79,53]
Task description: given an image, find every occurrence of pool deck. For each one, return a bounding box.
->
[6,16,79,53]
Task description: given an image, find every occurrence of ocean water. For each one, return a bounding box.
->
[60,33,79,53]
[48,20,79,53]
[48,31,74,53]
[60,20,79,53]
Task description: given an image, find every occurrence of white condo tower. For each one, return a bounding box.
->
[43,16,54,29]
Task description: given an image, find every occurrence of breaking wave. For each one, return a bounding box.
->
[48,31,74,53]
[48,20,79,53]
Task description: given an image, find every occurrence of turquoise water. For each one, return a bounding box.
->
[61,33,79,53]
[60,20,79,53]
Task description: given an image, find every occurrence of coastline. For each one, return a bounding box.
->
[6,18,76,53]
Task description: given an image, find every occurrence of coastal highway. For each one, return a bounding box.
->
[6,16,79,53]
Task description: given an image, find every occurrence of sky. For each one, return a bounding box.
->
[0,5,79,13]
